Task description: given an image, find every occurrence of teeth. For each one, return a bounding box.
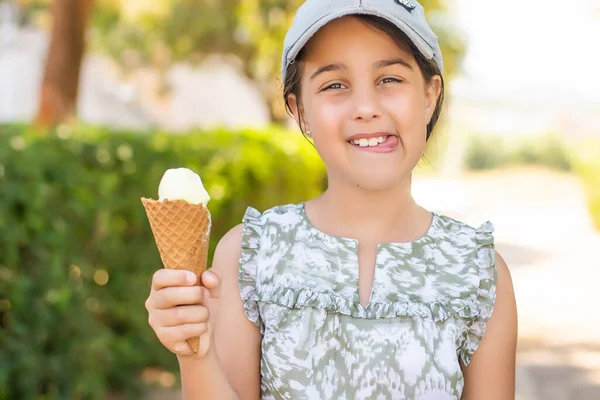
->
[352,136,387,147]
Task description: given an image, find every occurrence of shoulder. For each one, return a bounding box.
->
[490,251,518,354]
[491,251,517,325]
[217,223,244,249]
[210,223,263,398]
[213,203,303,270]
[435,214,498,308]
[461,250,517,396]
[434,213,495,241]
[241,203,305,235]
[213,223,244,273]
[432,214,496,275]
[429,214,495,280]
[245,203,303,220]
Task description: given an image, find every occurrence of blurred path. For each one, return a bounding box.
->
[414,167,600,400]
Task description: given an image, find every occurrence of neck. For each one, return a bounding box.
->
[310,173,427,243]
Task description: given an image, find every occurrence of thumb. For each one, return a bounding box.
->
[201,269,222,299]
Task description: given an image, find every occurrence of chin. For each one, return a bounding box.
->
[349,173,407,192]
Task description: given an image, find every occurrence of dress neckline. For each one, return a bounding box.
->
[297,202,440,248]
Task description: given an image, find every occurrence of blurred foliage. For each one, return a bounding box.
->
[15,0,465,121]
[12,0,52,26]
[0,123,325,399]
[464,133,573,172]
[464,132,600,231]
[572,140,600,232]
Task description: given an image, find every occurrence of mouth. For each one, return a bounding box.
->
[347,134,399,153]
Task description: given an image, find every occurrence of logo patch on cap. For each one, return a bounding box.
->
[394,0,416,11]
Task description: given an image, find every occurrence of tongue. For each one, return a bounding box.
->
[380,135,398,147]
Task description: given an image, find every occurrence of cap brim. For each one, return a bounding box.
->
[284,8,435,75]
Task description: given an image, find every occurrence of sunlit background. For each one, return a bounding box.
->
[1,0,599,399]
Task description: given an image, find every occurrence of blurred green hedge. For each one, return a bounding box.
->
[0,123,325,399]
[464,133,573,171]
[463,132,600,232]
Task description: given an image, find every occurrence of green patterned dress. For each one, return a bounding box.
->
[238,203,497,400]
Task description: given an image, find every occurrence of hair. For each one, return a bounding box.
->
[283,15,445,142]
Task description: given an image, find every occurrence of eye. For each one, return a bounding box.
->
[322,82,346,91]
[380,77,403,85]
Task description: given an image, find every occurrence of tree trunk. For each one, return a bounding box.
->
[35,0,94,127]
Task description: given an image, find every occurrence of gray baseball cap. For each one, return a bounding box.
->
[281,0,443,81]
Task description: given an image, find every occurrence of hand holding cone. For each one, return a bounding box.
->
[142,168,212,356]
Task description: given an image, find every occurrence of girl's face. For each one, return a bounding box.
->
[288,16,442,192]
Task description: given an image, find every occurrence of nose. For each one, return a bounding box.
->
[350,84,381,122]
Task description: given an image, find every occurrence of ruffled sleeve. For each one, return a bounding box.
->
[460,222,498,365]
[238,207,264,332]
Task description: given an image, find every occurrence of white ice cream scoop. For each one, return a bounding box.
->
[158,168,210,206]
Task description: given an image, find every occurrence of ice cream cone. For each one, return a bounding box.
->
[141,198,211,355]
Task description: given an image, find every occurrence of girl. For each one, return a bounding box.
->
[145,0,518,399]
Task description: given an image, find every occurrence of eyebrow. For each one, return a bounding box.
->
[375,57,413,71]
[309,62,347,81]
[309,58,413,81]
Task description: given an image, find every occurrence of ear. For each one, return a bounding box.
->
[287,93,308,132]
[424,75,442,124]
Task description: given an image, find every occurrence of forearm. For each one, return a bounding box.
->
[178,346,239,400]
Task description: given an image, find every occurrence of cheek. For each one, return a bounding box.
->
[312,98,343,118]
[385,95,428,152]
[400,129,427,163]
[305,101,345,141]
[385,91,426,123]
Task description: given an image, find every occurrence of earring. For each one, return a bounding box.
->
[306,130,312,138]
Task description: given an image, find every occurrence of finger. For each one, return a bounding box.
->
[201,269,222,299]
[156,305,211,327]
[152,269,197,290]
[152,286,203,309]
[160,323,210,344]
[172,341,194,357]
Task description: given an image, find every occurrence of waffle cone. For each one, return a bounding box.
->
[141,198,211,356]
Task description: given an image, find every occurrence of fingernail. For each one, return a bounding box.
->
[187,272,197,284]
[204,270,215,280]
